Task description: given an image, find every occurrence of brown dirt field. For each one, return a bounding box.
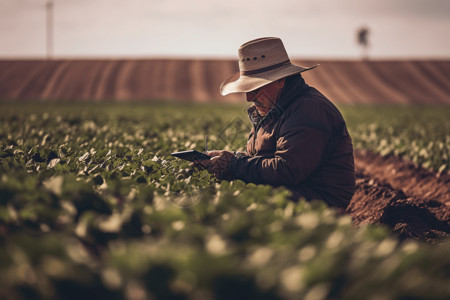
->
[349,150,450,243]
[1,59,450,104]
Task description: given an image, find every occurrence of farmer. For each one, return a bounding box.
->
[196,37,355,208]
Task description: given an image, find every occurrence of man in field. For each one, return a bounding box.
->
[196,37,355,208]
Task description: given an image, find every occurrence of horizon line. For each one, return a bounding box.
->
[1,55,450,61]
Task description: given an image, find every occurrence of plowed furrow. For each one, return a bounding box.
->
[349,150,450,242]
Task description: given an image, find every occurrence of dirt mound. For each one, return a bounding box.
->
[349,150,450,242]
[1,59,450,104]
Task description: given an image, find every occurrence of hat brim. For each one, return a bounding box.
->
[220,63,318,96]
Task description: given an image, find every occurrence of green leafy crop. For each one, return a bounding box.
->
[342,105,450,172]
[0,102,449,300]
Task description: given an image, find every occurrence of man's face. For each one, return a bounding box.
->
[246,79,285,116]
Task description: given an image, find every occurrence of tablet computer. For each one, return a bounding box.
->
[171,150,211,162]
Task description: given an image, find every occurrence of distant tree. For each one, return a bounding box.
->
[357,26,370,60]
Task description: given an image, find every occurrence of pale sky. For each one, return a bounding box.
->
[0,0,449,59]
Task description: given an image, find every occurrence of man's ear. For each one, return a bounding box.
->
[277,78,286,89]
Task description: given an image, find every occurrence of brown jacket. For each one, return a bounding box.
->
[228,75,355,208]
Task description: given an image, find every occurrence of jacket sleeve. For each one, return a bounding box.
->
[227,120,331,186]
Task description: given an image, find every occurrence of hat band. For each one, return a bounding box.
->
[240,59,291,76]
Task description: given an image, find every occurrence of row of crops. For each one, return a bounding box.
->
[1,102,449,300]
[343,105,450,173]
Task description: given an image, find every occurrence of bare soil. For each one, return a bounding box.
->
[349,150,450,242]
[1,59,450,104]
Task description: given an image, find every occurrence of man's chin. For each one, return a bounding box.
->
[256,109,269,116]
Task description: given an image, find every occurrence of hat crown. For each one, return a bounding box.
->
[219,37,317,96]
[238,37,290,72]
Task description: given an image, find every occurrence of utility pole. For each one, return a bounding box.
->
[46,0,54,59]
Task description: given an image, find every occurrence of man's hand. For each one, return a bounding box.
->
[193,150,235,179]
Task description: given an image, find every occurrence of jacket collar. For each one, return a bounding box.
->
[247,75,308,128]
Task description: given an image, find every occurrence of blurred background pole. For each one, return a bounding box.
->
[46,0,54,59]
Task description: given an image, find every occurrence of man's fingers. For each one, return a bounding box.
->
[193,159,211,170]
[192,154,231,178]
[206,150,222,157]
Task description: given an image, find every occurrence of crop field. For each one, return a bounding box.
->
[1,102,450,300]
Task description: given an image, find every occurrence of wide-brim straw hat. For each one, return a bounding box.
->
[220,37,318,96]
